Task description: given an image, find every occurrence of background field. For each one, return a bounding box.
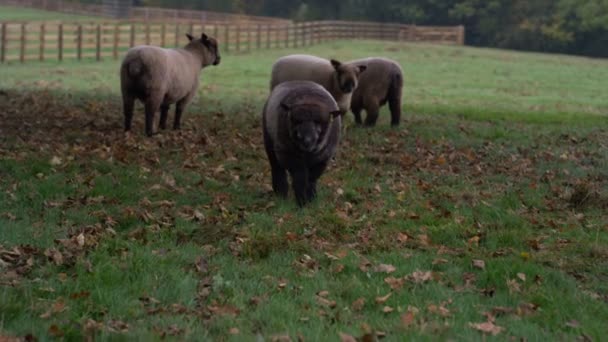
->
[1,22,608,342]
[0,5,98,22]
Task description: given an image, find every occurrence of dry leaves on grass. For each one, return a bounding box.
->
[469,321,504,336]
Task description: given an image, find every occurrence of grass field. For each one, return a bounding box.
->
[0,5,98,22]
[1,35,608,341]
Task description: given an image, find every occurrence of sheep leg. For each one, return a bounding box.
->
[388,74,403,126]
[144,98,161,136]
[264,129,288,198]
[307,160,328,200]
[122,95,135,132]
[159,104,170,130]
[173,99,187,130]
[351,96,363,125]
[290,168,310,207]
[363,100,380,127]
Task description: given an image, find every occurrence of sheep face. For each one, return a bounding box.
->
[186,33,221,66]
[331,59,366,94]
[282,103,340,153]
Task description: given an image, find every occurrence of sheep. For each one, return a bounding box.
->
[270,54,366,115]
[347,57,403,126]
[120,33,221,136]
[263,80,342,207]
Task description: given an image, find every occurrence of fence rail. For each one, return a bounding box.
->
[0,20,465,63]
[0,0,290,24]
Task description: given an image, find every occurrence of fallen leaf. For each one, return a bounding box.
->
[229,327,240,335]
[351,298,365,311]
[408,270,432,283]
[50,156,62,166]
[565,320,580,328]
[332,264,345,273]
[401,311,415,327]
[339,332,357,342]
[48,324,64,337]
[469,321,504,336]
[517,272,526,282]
[472,259,485,270]
[432,258,448,265]
[507,279,521,294]
[317,290,330,297]
[375,292,392,304]
[316,295,337,308]
[374,263,396,274]
[382,306,394,313]
[427,303,451,317]
[384,276,405,290]
[396,232,409,243]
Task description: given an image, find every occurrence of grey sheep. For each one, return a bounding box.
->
[269,54,366,115]
[348,57,403,126]
[263,80,342,207]
[120,33,221,136]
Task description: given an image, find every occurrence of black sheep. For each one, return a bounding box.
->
[263,81,342,206]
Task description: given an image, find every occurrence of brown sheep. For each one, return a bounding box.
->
[263,80,342,206]
[348,57,403,126]
[120,33,221,136]
[270,54,366,115]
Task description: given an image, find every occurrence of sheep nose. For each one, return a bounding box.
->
[213,56,221,65]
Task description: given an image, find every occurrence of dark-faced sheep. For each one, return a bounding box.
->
[263,80,342,207]
[348,57,403,126]
[270,54,366,115]
[120,33,221,136]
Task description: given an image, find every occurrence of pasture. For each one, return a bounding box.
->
[1,30,608,341]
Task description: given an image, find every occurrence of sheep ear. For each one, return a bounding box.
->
[201,33,209,42]
[357,65,367,73]
[186,33,194,41]
[330,59,341,70]
[330,110,342,118]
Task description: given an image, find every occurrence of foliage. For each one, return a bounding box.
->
[127,0,608,57]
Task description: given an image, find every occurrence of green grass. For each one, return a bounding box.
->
[0,5,99,22]
[1,39,607,341]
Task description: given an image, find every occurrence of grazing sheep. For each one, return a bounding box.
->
[270,54,366,115]
[263,80,342,207]
[120,33,221,136]
[347,57,403,126]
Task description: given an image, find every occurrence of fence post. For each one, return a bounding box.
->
[113,23,119,59]
[236,25,240,52]
[129,23,135,47]
[96,24,101,61]
[39,23,45,61]
[145,22,150,45]
[457,25,465,45]
[77,24,82,60]
[266,25,270,49]
[0,23,6,63]
[19,23,25,63]
[213,24,218,42]
[224,25,229,53]
[174,23,179,47]
[160,23,165,47]
[256,24,261,49]
[247,25,251,52]
[285,24,289,48]
[58,23,63,61]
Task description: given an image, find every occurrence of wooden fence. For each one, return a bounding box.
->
[0,0,290,24]
[0,20,465,63]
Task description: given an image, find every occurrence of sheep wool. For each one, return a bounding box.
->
[120,33,220,136]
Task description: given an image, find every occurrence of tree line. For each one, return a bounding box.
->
[122,0,608,57]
